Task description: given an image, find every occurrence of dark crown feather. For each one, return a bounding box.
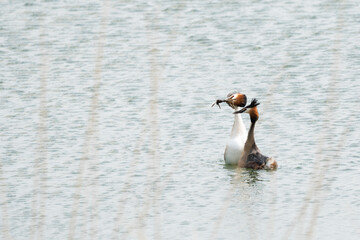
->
[247,98,260,108]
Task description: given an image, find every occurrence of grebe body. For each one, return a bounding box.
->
[234,99,277,170]
[212,92,247,165]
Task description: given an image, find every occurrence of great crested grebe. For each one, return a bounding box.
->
[212,91,248,165]
[234,99,277,170]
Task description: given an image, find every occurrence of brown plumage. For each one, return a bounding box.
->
[212,92,247,109]
[234,99,277,170]
[232,93,247,108]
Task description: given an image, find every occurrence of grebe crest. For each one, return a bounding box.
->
[235,98,260,122]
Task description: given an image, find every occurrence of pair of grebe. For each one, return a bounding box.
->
[212,92,277,170]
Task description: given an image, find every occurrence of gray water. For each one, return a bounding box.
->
[1,0,360,239]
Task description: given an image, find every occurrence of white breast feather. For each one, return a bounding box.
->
[224,137,245,165]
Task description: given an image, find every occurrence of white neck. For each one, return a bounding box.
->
[230,107,247,140]
[224,107,248,165]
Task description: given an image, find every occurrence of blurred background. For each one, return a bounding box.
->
[1,0,359,239]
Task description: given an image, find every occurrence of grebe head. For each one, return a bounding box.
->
[226,92,247,109]
[212,91,247,109]
[233,98,260,122]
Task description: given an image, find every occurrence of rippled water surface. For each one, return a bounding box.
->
[1,1,360,239]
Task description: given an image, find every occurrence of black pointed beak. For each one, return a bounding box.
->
[233,107,246,114]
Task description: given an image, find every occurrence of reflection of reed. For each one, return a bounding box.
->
[125,9,185,240]
[305,128,348,238]
[112,7,184,239]
[111,120,148,239]
[119,143,193,240]
[67,1,108,239]
[31,25,49,240]
[283,5,345,239]
[303,9,346,239]
[135,14,161,240]
[111,29,162,239]
[0,162,12,240]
